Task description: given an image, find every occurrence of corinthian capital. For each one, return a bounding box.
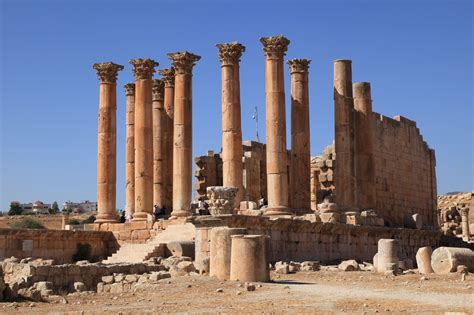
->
[216,42,245,66]
[124,83,135,96]
[158,67,175,87]
[167,51,201,75]
[152,79,165,100]
[93,62,124,83]
[260,35,290,59]
[129,58,159,80]
[288,58,311,74]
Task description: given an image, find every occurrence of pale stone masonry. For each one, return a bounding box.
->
[288,58,311,211]
[129,58,159,221]
[217,42,245,208]
[260,35,292,215]
[93,62,123,223]
[168,51,201,217]
[158,67,176,213]
[152,79,166,209]
[124,83,136,217]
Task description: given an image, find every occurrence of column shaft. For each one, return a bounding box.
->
[289,59,311,211]
[152,80,166,208]
[125,83,135,217]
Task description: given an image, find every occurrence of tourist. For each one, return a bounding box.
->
[258,196,266,209]
[198,198,209,215]
[119,211,126,223]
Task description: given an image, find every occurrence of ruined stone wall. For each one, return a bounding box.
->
[371,114,437,228]
[192,215,441,264]
[194,151,222,201]
[0,229,118,263]
[310,143,335,210]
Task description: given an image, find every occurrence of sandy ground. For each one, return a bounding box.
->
[1,270,473,314]
[0,214,91,230]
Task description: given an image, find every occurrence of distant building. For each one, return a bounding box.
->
[10,200,51,215]
[63,200,97,214]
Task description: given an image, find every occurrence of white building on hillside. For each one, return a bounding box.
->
[63,200,97,213]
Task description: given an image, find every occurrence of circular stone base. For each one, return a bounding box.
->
[264,207,294,216]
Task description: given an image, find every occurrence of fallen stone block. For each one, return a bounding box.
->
[73,282,86,292]
[301,261,320,272]
[431,247,474,274]
[166,241,195,260]
[338,260,359,271]
[416,247,434,275]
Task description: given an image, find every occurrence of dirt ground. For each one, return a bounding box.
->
[1,270,473,314]
[0,214,90,230]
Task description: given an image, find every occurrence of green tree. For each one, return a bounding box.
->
[51,201,60,214]
[8,203,22,216]
[11,218,45,229]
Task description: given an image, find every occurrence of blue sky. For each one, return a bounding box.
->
[0,0,472,211]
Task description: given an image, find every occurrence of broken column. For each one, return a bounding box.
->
[376,239,399,272]
[93,62,123,223]
[209,227,247,280]
[260,35,292,216]
[333,59,356,208]
[158,67,175,213]
[124,83,136,217]
[288,58,311,212]
[460,207,470,241]
[230,234,270,282]
[129,58,159,221]
[353,82,375,210]
[431,247,474,274]
[168,51,201,217]
[152,79,166,209]
[216,42,245,208]
[416,247,434,274]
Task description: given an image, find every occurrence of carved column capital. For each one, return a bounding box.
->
[216,42,245,66]
[167,51,201,75]
[124,83,136,96]
[260,35,290,59]
[129,58,159,80]
[93,62,124,83]
[288,58,311,74]
[152,79,165,101]
[158,67,175,87]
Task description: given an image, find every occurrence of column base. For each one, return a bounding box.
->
[95,215,118,223]
[170,209,192,218]
[264,207,294,216]
[132,211,149,221]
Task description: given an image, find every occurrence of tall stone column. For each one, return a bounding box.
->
[333,59,356,209]
[167,51,201,217]
[260,35,292,215]
[158,67,175,213]
[460,207,470,241]
[124,83,135,217]
[216,42,245,208]
[152,79,166,209]
[288,59,311,211]
[93,62,123,223]
[129,58,159,221]
[353,82,376,210]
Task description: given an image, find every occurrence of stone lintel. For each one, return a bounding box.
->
[216,42,246,66]
[129,58,159,80]
[93,62,124,83]
[260,35,290,59]
[167,51,201,74]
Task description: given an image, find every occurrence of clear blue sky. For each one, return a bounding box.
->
[0,0,472,211]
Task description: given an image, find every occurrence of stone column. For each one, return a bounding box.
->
[376,239,399,272]
[93,62,123,223]
[353,82,376,210]
[124,83,136,217]
[129,58,159,221]
[167,51,201,217]
[216,42,245,208]
[460,207,470,241]
[230,234,270,282]
[210,227,247,280]
[288,59,311,211]
[158,67,175,213]
[152,79,165,208]
[260,35,292,216]
[334,59,356,209]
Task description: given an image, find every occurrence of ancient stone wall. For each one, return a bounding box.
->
[371,114,437,228]
[195,151,222,201]
[0,229,118,263]
[192,216,441,264]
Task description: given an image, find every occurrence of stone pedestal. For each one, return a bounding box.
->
[260,35,292,216]
[217,42,245,208]
[230,234,270,282]
[168,52,201,217]
[206,186,239,215]
[158,67,176,213]
[288,59,311,212]
[124,83,136,217]
[129,58,159,221]
[93,62,123,223]
[209,227,247,280]
[152,79,166,208]
[334,60,356,208]
[460,207,470,241]
[353,82,375,210]
[416,246,434,274]
[376,239,399,272]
